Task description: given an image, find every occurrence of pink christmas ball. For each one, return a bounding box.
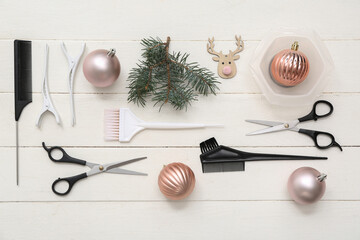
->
[288,167,327,204]
[83,49,120,88]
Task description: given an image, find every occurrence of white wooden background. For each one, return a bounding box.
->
[1,0,359,239]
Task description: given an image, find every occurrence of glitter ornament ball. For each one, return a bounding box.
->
[287,167,327,204]
[270,41,310,87]
[158,162,196,200]
[83,49,121,88]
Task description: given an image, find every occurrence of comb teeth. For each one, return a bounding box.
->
[202,162,245,173]
[200,137,219,154]
[104,109,120,141]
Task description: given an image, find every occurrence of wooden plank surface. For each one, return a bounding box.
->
[0,93,356,147]
[0,0,359,40]
[0,202,359,240]
[0,0,359,239]
[1,40,360,94]
[0,146,358,201]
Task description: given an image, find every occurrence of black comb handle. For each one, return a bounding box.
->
[14,40,32,121]
[201,144,327,162]
[199,138,327,173]
[232,148,328,161]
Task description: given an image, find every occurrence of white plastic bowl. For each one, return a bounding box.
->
[250,28,334,106]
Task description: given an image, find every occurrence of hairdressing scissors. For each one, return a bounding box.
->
[246,100,342,151]
[42,142,147,196]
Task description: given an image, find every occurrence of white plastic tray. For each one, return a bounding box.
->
[250,28,334,106]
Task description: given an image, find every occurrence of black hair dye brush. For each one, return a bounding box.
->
[199,138,327,173]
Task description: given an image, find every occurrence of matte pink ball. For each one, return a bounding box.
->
[83,49,120,88]
[287,167,327,205]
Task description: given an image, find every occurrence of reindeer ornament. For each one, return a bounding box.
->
[207,35,244,79]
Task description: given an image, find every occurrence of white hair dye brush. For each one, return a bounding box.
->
[104,108,223,142]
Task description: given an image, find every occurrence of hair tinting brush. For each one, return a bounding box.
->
[14,40,32,185]
[105,108,223,142]
[200,138,327,173]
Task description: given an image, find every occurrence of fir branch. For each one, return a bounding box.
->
[127,36,220,111]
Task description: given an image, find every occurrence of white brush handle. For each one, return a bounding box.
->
[138,122,223,129]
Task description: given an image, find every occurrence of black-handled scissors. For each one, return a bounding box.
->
[245,100,342,151]
[42,142,147,196]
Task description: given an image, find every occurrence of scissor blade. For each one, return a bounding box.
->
[246,119,284,127]
[246,124,287,136]
[106,168,147,176]
[104,157,147,171]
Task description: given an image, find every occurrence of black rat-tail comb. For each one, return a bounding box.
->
[199,138,327,173]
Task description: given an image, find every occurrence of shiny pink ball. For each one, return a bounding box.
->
[288,167,327,204]
[83,49,120,88]
[158,162,195,200]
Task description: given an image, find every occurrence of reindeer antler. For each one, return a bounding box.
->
[230,35,244,56]
[207,37,221,56]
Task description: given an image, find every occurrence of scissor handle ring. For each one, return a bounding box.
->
[314,131,336,149]
[42,142,67,162]
[299,129,343,151]
[52,173,88,196]
[298,100,334,122]
[47,146,67,162]
[52,178,72,196]
[312,100,334,120]
[42,142,86,165]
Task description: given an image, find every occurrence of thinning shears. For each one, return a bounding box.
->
[42,142,147,196]
[246,100,342,151]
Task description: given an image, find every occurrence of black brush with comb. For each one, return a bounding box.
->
[200,137,327,173]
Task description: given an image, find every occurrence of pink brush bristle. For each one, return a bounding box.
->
[104,109,120,141]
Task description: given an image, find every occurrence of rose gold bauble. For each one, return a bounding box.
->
[83,49,121,88]
[158,162,196,200]
[288,167,327,205]
[270,41,310,87]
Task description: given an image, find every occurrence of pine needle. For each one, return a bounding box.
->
[127,36,220,111]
